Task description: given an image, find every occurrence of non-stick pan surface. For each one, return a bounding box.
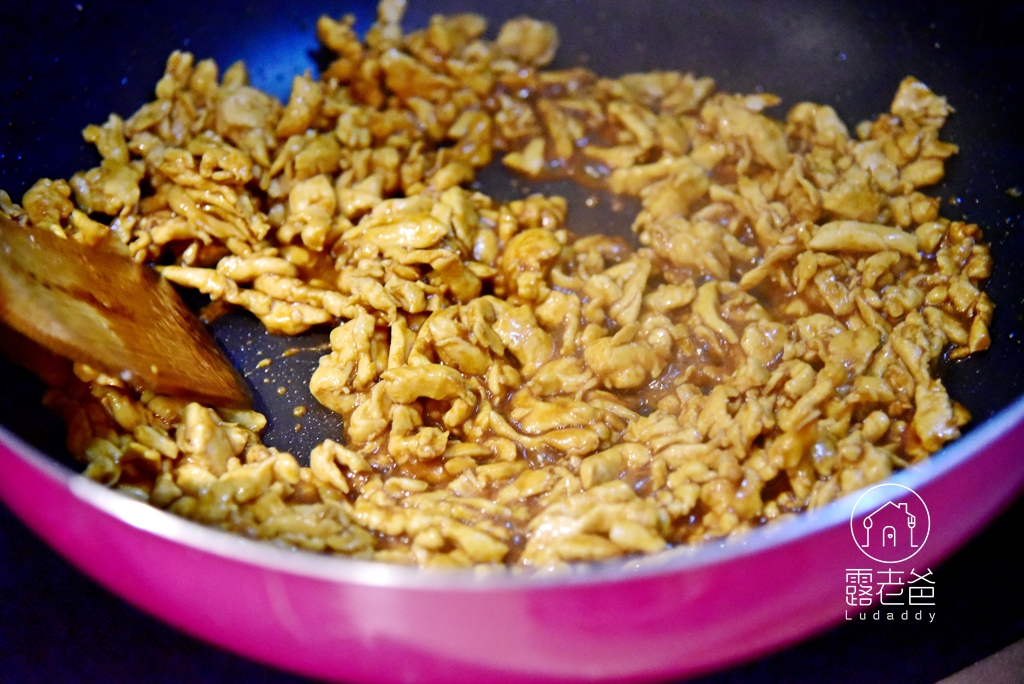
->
[4,0,1024,446]
[2,1,1024,682]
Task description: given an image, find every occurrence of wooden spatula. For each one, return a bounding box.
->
[0,215,251,408]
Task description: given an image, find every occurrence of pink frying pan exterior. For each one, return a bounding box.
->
[2,396,1023,683]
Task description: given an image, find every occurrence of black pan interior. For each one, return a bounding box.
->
[2,0,1023,465]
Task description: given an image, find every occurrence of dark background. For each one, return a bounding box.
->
[2,1,1023,682]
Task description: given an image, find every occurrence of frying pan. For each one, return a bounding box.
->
[2,1,1024,682]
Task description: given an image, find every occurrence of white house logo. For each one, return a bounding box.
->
[850,483,930,563]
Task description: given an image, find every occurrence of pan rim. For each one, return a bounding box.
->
[2,388,1022,590]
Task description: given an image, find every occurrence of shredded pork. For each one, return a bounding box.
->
[1,2,992,568]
